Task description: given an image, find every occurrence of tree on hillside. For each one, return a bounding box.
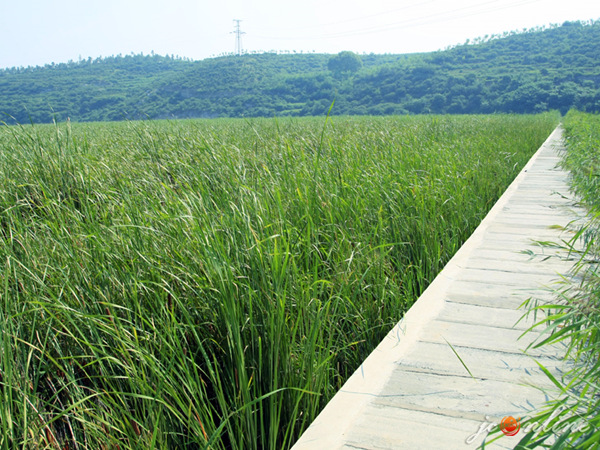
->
[328,51,362,77]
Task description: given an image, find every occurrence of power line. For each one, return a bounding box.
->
[231,19,246,56]
[252,0,545,41]
[261,0,438,33]
[321,0,546,39]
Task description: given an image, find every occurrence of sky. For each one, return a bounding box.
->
[0,0,598,69]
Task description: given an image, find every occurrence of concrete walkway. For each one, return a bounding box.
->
[293,127,583,449]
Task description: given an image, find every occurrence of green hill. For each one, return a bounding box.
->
[1,19,599,123]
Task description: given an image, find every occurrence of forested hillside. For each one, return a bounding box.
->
[1,19,598,123]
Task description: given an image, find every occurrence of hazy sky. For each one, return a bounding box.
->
[1,0,598,69]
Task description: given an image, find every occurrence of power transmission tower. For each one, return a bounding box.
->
[231,20,246,56]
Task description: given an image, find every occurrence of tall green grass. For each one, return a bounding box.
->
[486,110,600,449]
[0,114,558,448]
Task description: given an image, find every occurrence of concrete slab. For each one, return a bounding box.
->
[371,370,553,419]
[456,256,572,275]
[451,267,560,287]
[343,406,514,450]
[394,341,563,382]
[439,301,540,330]
[444,290,557,310]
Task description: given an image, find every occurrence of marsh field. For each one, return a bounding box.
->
[0,113,560,448]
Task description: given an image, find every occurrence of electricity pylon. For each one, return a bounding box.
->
[232,20,246,56]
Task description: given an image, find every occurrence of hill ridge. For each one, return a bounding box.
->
[1,19,599,123]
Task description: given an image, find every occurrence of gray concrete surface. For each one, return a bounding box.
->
[292,127,584,449]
